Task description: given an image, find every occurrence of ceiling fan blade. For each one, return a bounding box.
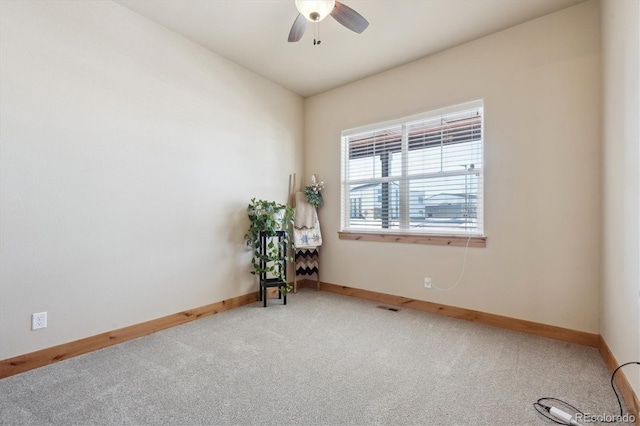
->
[330,1,369,34]
[288,13,308,42]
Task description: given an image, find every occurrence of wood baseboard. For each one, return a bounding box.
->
[0,292,260,379]
[294,279,320,291]
[317,281,600,347]
[599,336,640,422]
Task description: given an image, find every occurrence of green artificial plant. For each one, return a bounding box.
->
[245,198,295,294]
[304,174,325,208]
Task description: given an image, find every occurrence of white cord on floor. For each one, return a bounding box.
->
[431,235,472,291]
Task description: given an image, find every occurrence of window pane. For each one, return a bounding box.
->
[347,125,402,179]
[406,141,481,176]
[409,175,479,233]
[348,181,401,230]
[441,141,481,173]
[407,145,442,175]
[407,111,482,175]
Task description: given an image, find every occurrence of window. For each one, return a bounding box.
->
[341,100,484,240]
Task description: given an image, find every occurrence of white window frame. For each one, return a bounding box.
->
[340,100,485,244]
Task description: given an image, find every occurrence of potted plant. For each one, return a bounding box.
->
[245,198,295,294]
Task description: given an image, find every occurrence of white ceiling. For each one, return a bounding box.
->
[115,0,587,97]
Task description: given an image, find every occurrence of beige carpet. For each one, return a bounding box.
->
[0,289,625,425]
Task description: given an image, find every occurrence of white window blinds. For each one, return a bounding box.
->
[341,100,484,236]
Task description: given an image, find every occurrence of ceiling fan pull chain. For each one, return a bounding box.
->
[313,22,321,45]
[313,21,318,45]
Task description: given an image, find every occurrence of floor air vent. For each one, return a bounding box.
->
[376,305,400,312]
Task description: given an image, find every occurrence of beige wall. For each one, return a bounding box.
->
[601,0,640,396]
[0,1,303,359]
[305,1,601,333]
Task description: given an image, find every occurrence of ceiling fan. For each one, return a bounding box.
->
[288,0,369,45]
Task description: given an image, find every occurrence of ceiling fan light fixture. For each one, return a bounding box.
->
[295,0,336,22]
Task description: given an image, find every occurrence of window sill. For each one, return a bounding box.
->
[338,231,486,248]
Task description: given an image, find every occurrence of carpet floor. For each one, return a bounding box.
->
[0,289,625,425]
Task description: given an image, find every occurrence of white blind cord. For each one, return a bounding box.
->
[431,235,472,291]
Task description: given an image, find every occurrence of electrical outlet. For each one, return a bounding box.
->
[424,277,432,288]
[32,312,47,330]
